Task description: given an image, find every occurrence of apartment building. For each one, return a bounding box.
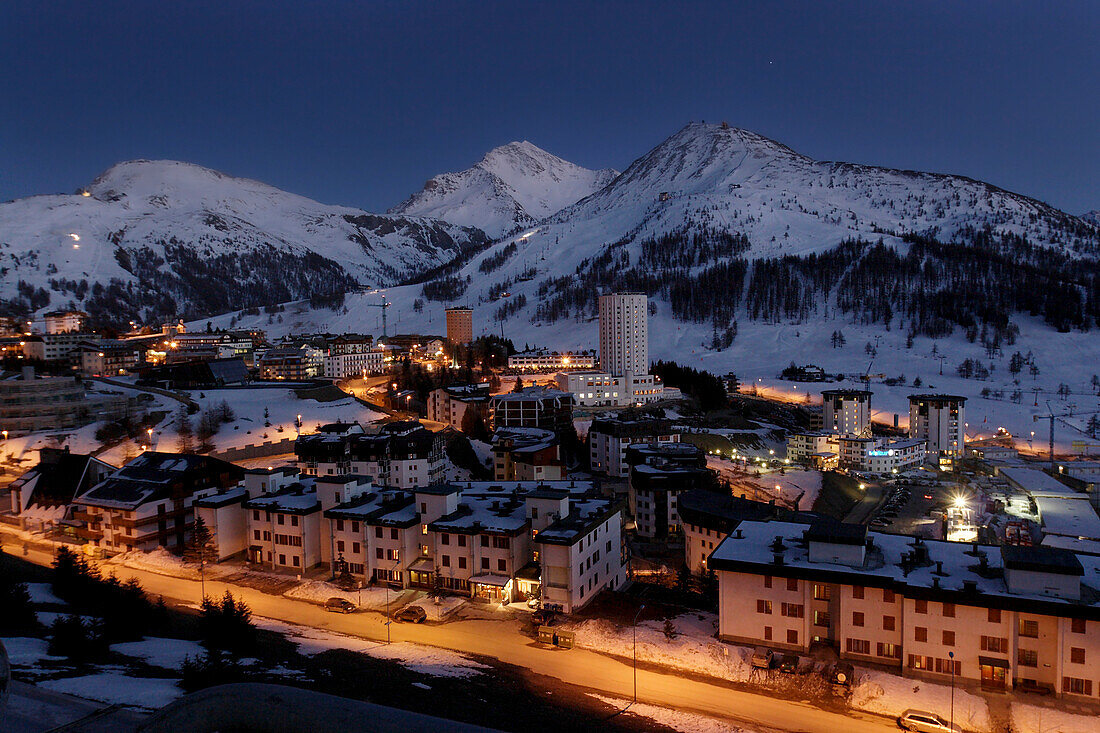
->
[598,292,648,377]
[554,371,662,407]
[323,349,386,378]
[509,350,596,372]
[909,394,966,458]
[821,389,872,438]
[426,383,491,431]
[0,366,134,434]
[588,416,679,477]
[72,452,243,553]
[44,310,87,335]
[77,340,146,377]
[709,519,1100,699]
[195,466,300,561]
[627,442,711,539]
[22,333,86,362]
[491,427,565,481]
[243,478,323,571]
[445,307,473,345]
[258,344,324,380]
[838,437,927,475]
[295,421,445,489]
[786,431,839,468]
[489,386,574,433]
[7,448,115,529]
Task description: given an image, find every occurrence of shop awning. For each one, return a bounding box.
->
[979,656,1009,669]
[469,574,511,587]
[407,557,435,572]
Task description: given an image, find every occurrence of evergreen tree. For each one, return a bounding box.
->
[176,407,194,453]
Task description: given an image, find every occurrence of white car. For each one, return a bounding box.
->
[898,710,961,733]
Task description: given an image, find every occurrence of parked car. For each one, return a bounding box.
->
[750,647,773,670]
[393,605,427,623]
[778,654,799,673]
[324,597,357,614]
[829,661,854,687]
[898,710,961,733]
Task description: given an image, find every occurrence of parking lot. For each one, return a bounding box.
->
[868,476,957,539]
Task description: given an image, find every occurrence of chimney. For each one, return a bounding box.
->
[963,580,978,593]
[935,561,944,575]
[772,553,784,566]
[932,577,940,589]
[735,528,743,539]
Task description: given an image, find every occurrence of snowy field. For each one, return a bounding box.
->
[1010,702,1099,733]
[589,693,757,733]
[38,672,183,710]
[111,637,206,670]
[254,617,487,678]
[850,668,991,732]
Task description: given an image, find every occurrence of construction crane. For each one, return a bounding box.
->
[1033,402,1100,471]
[364,294,391,339]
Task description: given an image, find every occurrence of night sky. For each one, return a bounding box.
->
[2,1,1097,213]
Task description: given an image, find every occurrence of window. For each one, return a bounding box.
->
[376,548,383,559]
[253,530,261,540]
[292,556,300,567]
[942,630,955,647]
[988,608,1001,623]
[351,521,359,533]
[1070,647,1085,664]
[458,535,467,547]
[420,502,426,513]
[980,636,1007,653]
[878,642,901,659]
[883,589,895,603]
[763,575,772,589]
[253,510,260,521]
[336,519,345,532]
[942,603,955,618]
[279,554,286,565]
[375,527,382,538]
[786,578,798,592]
[846,638,870,655]
[481,535,489,547]
[458,557,467,569]
[1063,677,1092,696]
[914,600,928,614]
[388,549,400,561]
[853,612,865,627]
[352,542,360,554]
[781,603,804,618]
[1019,619,1039,638]
[764,626,772,641]
[481,557,489,570]
[1071,618,1086,634]
[442,533,450,546]
[497,559,507,572]
[813,583,831,601]
[492,536,510,549]
[852,585,865,599]
[814,610,830,627]
[337,540,345,552]
[390,528,398,540]
[934,658,961,676]
[277,514,285,525]
[1018,649,1038,667]
[442,555,450,567]
[914,627,928,643]
[757,600,772,614]
[883,615,896,631]
[786,630,798,645]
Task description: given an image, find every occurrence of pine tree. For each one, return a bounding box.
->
[184,516,217,598]
[176,407,194,453]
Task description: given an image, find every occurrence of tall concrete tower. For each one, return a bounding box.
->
[821,389,873,438]
[445,307,473,345]
[909,394,966,456]
[598,292,648,377]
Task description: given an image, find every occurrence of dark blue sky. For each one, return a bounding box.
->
[2,1,1097,213]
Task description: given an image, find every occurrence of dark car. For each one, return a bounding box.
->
[778,654,799,673]
[830,661,854,687]
[394,605,427,623]
[324,597,357,614]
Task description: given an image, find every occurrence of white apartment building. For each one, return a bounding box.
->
[71,452,243,553]
[44,310,87,334]
[821,389,872,438]
[22,333,86,362]
[786,431,837,465]
[710,520,1100,699]
[588,417,679,477]
[295,421,445,489]
[838,437,927,475]
[323,349,386,379]
[509,350,596,371]
[426,383,491,430]
[910,394,966,457]
[554,371,661,407]
[598,292,648,377]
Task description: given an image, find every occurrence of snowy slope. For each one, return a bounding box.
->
[0,160,487,327]
[389,141,618,239]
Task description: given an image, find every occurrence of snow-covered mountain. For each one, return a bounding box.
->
[389,141,618,239]
[0,160,487,328]
[1084,210,1100,227]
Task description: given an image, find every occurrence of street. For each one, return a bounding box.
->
[3,535,899,733]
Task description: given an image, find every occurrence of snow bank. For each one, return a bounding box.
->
[589,694,754,733]
[850,668,990,732]
[283,579,392,609]
[25,582,66,605]
[254,617,485,677]
[109,547,199,578]
[1011,702,1098,733]
[111,637,205,670]
[39,672,183,710]
[1,637,63,666]
[567,612,751,683]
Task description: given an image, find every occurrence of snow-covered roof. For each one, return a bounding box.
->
[1000,467,1080,496]
[1035,496,1100,540]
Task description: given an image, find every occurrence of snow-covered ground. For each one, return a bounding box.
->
[1011,702,1099,733]
[38,672,183,710]
[283,579,394,609]
[850,668,991,732]
[1,636,63,666]
[402,596,466,621]
[111,637,205,670]
[589,693,756,733]
[254,617,487,678]
[25,582,66,605]
[565,612,752,684]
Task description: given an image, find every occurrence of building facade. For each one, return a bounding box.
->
[445,307,473,345]
[598,292,648,378]
[588,417,679,477]
[323,349,386,378]
[838,437,927,474]
[44,310,87,334]
[910,394,966,458]
[489,386,574,433]
[426,383,491,431]
[554,371,662,407]
[821,389,872,438]
[508,351,596,372]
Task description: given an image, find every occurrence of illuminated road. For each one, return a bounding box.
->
[4,537,898,733]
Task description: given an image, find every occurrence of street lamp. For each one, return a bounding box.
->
[632,604,646,704]
[948,650,955,732]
